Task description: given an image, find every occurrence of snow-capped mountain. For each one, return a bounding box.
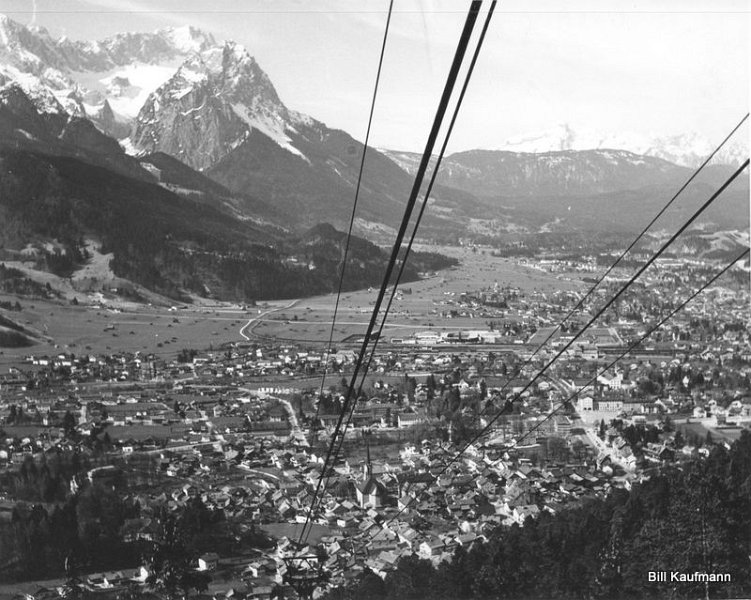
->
[496,123,747,168]
[0,14,214,136]
[0,14,746,239]
[0,82,155,182]
[0,14,320,169]
[132,41,312,170]
[0,14,436,232]
[381,147,690,198]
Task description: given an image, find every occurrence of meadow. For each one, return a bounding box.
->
[249,246,584,344]
[0,247,585,368]
[0,298,258,369]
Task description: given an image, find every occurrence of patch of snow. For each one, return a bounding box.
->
[199,46,224,74]
[119,137,139,155]
[179,100,207,116]
[231,102,309,162]
[175,64,208,84]
[159,25,212,54]
[290,110,315,127]
[15,128,37,140]
[160,183,202,195]
[141,162,161,179]
[71,61,181,120]
[171,87,194,100]
[496,122,747,167]
[80,100,102,117]
[0,66,64,113]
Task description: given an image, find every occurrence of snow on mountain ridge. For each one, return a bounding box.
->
[0,14,217,135]
[497,123,746,167]
[159,26,216,55]
[0,14,214,73]
[132,40,314,168]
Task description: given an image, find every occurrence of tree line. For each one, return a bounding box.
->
[324,431,751,600]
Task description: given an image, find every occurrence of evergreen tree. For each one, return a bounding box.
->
[143,508,211,600]
[62,410,77,439]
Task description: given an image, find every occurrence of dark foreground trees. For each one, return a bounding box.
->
[325,431,751,600]
[143,507,211,600]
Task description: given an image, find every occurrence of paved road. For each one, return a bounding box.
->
[239,299,299,341]
[238,387,309,447]
[274,396,309,447]
[585,427,635,473]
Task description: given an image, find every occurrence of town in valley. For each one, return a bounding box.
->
[0,244,749,599]
[0,2,748,599]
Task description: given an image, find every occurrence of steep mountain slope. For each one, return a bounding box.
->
[138,151,291,230]
[450,149,689,197]
[1,13,746,247]
[139,151,235,196]
[130,42,405,233]
[0,14,214,135]
[381,148,749,231]
[504,181,749,233]
[381,149,687,197]
[0,15,486,241]
[0,146,454,302]
[0,83,152,182]
[132,41,304,169]
[0,86,453,303]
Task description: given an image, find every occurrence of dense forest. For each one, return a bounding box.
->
[325,431,751,600]
[0,457,224,583]
[0,150,457,303]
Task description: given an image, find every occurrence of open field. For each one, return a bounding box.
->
[260,522,333,545]
[0,248,585,370]
[528,325,624,346]
[249,246,585,344]
[0,296,287,369]
[676,420,748,444]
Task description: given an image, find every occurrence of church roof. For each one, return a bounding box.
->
[357,475,388,496]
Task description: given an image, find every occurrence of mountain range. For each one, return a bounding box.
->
[491,123,747,168]
[0,15,747,304]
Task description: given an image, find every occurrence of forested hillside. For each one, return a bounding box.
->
[325,432,751,600]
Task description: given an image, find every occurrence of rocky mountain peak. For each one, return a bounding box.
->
[0,14,219,129]
[0,83,38,118]
[131,40,306,170]
[0,13,25,44]
[1,80,65,115]
[219,41,284,107]
[156,25,217,55]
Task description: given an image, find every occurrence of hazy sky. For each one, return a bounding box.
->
[2,0,748,152]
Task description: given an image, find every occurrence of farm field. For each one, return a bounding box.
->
[0,247,584,368]
[248,246,584,344]
[527,325,624,346]
[0,297,267,369]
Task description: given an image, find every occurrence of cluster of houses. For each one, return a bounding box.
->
[113,434,636,596]
[1,254,749,598]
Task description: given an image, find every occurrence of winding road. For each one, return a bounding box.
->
[238,386,309,447]
[239,299,299,341]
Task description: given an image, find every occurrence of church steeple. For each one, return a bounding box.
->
[363,429,373,479]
